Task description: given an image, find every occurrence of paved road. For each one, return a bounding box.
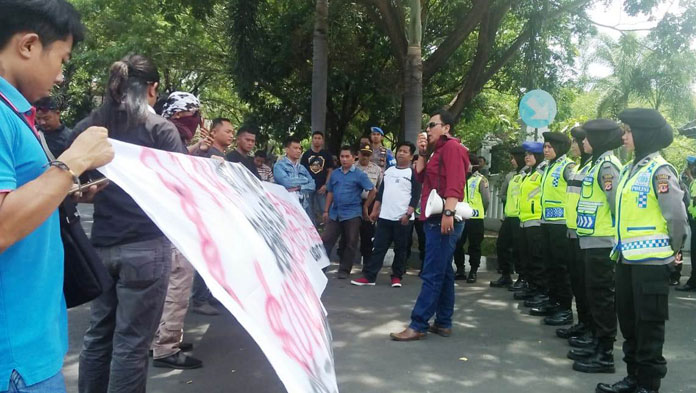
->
[63,262,696,393]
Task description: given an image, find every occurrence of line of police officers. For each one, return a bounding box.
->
[490,108,687,393]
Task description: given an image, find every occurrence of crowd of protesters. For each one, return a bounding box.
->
[0,2,693,393]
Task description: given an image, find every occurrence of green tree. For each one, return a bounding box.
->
[62,0,243,126]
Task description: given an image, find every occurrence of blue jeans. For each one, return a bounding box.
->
[1,371,65,393]
[79,237,172,393]
[310,192,326,227]
[409,220,465,332]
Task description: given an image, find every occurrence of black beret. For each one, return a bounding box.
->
[582,119,620,134]
[510,146,526,155]
[618,108,666,130]
[570,126,586,140]
[542,131,570,145]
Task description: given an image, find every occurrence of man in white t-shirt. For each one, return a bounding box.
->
[351,142,421,288]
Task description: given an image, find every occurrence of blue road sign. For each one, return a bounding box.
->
[519,89,557,128]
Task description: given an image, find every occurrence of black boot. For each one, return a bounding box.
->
[508,277,527,292]
[529,302,561,316]
[514,285,542,300]
[675,280,696,292]
[567,347,595,361]
[523,294,550,308]
[544,309,573,326]
[466,270,478,283]
[556,322,587,339]
[569,334,596,348]
[490,274,513,288]
[573,345,615,373]
[595,376,637,393]
[455,270,467,280]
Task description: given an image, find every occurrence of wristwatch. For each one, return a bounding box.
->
[443,209,455,217]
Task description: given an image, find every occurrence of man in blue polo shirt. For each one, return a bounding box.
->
[0,1,114,391]
[322,145,376,279]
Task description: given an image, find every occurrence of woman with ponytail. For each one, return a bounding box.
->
[73,54,186,393]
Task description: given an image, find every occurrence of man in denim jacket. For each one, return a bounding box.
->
[274,135,316,217]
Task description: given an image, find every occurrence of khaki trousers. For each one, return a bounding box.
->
[152,247,195,359]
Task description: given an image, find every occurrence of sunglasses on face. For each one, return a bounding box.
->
[426,122,445,129]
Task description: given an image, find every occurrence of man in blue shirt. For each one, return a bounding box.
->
[0,2,114,391]
[322,145,376,279]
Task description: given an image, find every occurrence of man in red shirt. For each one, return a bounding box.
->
[391,109,469,341]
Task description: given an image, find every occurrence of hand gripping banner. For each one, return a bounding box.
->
[98,139,338,393]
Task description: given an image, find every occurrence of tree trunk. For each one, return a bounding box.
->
[402,0,422,143]
[311,0,329,133]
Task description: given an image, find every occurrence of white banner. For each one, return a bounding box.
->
[98,139,338,393]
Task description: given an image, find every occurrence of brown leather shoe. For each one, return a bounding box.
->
[428,324,452,337]
[390,327,426,341]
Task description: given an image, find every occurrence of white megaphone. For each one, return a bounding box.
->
[424,189,474,221]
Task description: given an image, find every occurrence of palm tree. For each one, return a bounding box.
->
[590,34,646,118]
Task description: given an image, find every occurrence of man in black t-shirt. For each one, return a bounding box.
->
[301,131,334,226]
[225,125,260,179]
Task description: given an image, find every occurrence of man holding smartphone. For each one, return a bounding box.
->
[390,109,469,341]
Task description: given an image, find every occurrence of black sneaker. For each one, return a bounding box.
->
[153,351,203,369]
[466,272,477,283]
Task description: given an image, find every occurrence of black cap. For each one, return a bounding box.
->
[34,96,58,111]
[570,126,586,140]
[542,131,571,155]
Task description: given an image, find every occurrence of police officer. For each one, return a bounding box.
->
[570,119,624,374]
[491,147,528,288]
[597,108,688,393]
[676,155,696,291]
[558,126,594,339]
[513,142,548,302]
[454,154,490,283]
[529,132,576,326]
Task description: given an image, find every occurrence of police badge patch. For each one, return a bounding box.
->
[656,174,669,194]
[602,174,613,191]
[657,181,669,193]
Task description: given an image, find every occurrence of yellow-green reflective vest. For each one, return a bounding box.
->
[541,155,573,221]
[566,160,592,231]
[466,173,486,219]
[688,181,696,218]
[611,155,674,262]
[577,154,622,237]
[519,166,544,223]
[504,172,525,218]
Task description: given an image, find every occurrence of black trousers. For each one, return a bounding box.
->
[360,218,375,259]
[616,262,669,391]
[454,219,484,273]
[567,237,592,328]
[496,217,522,275]
[406,219,427,268]
[585,247,617,347]
[362,219,413,281]
[322,217,362,274]
[521,225,545,290]
[541,224,573,309]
